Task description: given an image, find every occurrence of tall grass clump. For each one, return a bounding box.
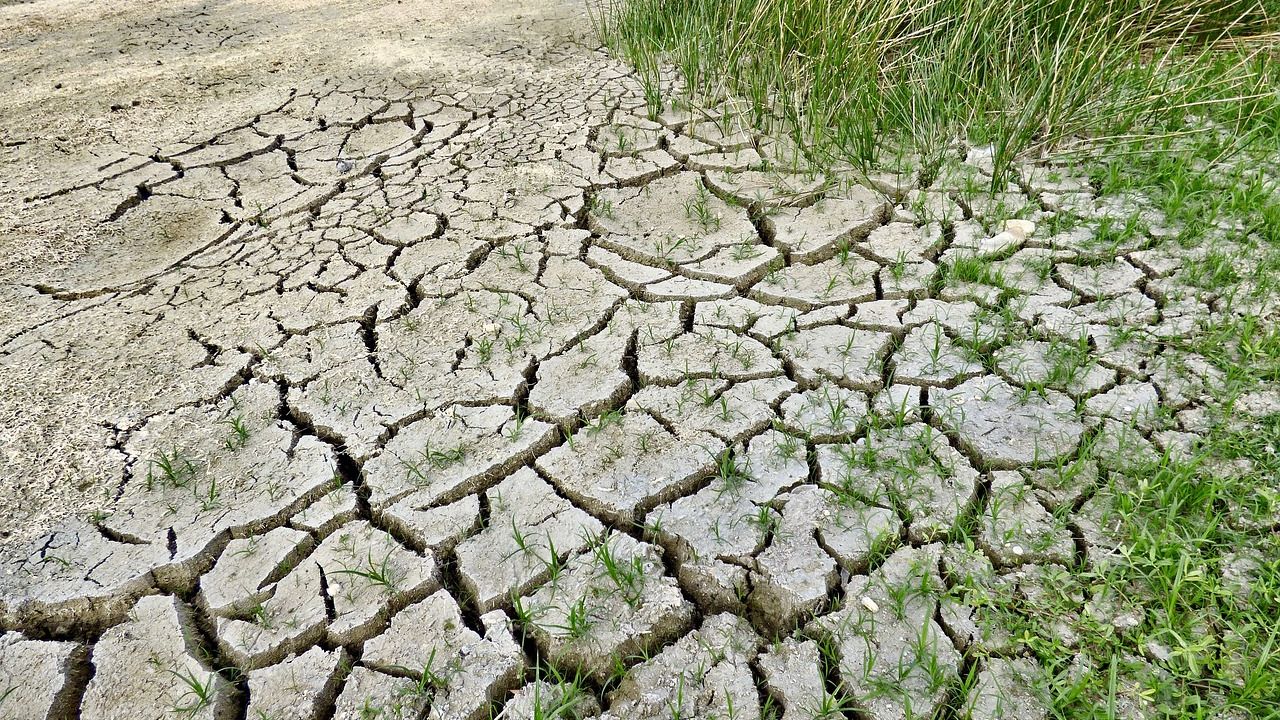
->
[591,0,1280,179]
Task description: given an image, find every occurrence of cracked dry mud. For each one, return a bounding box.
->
[0,1,1268,719]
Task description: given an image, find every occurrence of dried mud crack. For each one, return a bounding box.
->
[0,1,1275,719]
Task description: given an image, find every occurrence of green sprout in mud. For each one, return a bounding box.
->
[947,254,1006,288]
[615,131,635,155]
[198,476,222,512]
[689,380,716,408]
[712,448,752,494]
[807,689,857,719]
[497,240,533,272]
[684,181,721,232]
[603,444,626,466]
[820,388,854,431]
[528,666,593,720]
[591,535,646,608]
[715,396,735,423]
[246,600,273,629]
[585,409,623,436]
[223,413,251,450]
[401,441,469,484]
[637,430,656,455]
[835,239,854,266]
[147,447,200,491]
[330,548,403,593]
[509,517,538,560]
[889,251,910,282]
[502,314,537,353]
[157,663,216,720]
[730,241,761,261]
[511,593,551,638]
[388,647,455,697]
[474,335,495,364]
[539,534,567,584]
[655,234,695,262]
[505,408,527,441]
[745,505,778,537]
[588,195,616,219]
[558,595,596,639]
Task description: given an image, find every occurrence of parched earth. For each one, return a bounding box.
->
[0,1,1275,719]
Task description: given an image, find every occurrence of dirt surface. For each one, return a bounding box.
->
[0,0,589,545]
[0,1,1271,718]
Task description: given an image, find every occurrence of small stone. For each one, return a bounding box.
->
[1113,611,1144,631]
[1006,218,1036,239]
[981,231,1022,256]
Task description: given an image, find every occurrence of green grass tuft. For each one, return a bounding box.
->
[591,0,1280,180]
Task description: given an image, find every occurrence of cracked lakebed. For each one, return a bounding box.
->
[0,1,1276,719]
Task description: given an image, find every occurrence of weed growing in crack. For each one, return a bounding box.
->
[947,254,1006,289]
[505,409,527,442]
[402,647,456,695]
[158,663,216,720]
[497,241,533,272]
[654,234,696,263]
[715,395,735,423]
[474,334,495,364]
[636,430,656,455]
[745,505,779,537]
[640,512,670,535]
[588,195,616,220]
[509,517,536,559]
[806,690,857,719]
[771,425,803,460]
[198,476,222,512]
[889,251,910,282]
[512,593,548,635]
[691,380,717,408]
[615,131,635,155]
[730,241,761,261]
[665,673,687,719]
[529,665,593,720]
[540,534,566,585]
[603,444,626,466]
[246,600,273,629]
